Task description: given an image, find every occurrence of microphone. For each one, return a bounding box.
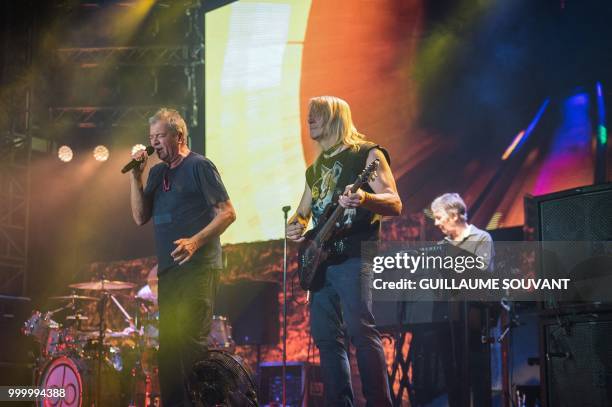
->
[282,205,291,214]
[121,146,154,174]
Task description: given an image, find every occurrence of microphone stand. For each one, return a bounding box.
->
[282,205,291,407]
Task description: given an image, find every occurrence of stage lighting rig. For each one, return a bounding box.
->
[132,143,147,155]
[93,145,110,162]
[58,145,74,162]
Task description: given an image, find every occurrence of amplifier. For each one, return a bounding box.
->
[0,294,35,364]
[258,362,323,407]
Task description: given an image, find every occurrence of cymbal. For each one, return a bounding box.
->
[49,294,98,301]
[69,280,136,291]
[65,314,89,321]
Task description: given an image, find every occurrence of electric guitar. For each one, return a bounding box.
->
[297,159,380,290]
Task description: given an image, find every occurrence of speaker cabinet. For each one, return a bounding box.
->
[524,183,612,308]
[258,361,323,407]
[215,280,280,346]
[525,183,612,242]
[526,183,612,406]
[0,295,35,364]
[541,313,612,407]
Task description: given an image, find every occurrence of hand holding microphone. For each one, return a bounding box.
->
[122,145,154,174]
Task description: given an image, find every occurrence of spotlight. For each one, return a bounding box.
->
[93,145,110,162]
[132,144,147,155]
[58,145,73,162]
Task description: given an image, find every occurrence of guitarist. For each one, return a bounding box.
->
[287,96,402,406]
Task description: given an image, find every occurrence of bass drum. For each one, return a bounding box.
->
[37,356,122,407]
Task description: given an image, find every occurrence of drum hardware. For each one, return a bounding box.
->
[65,314,89,321]
[70,276,136,406]
[93,290,138,405]
[47,291,99,333]
[48,294,99,302]
[95,292,108,406]
[69,279,136,291]
[110,291,136,327]
[25,274,237,406]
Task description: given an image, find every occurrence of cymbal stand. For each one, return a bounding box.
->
[110,293,134,327]
[67,297,86,331]
[128,301,148,407]
[46,301,73,318]
[96,291,109,407]
[282,205,291,407]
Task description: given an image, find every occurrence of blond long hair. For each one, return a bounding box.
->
[308,96,365,150]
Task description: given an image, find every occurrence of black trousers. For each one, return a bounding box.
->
[158,264,218,407]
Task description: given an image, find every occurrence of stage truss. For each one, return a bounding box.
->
[0,5,34,295]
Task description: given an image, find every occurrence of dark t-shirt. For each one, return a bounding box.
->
[144,152,229,273]
[306,141,390,259]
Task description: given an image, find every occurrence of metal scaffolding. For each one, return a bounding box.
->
[0,1,207,294]
[0,6,34,295]
[57,46,191,67]
[48,1,205,149]
[48,105,187,128]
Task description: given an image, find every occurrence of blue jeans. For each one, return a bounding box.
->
[310,257,392,406]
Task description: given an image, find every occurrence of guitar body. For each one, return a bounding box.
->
[297,230,328,291]
[296,158,380,291]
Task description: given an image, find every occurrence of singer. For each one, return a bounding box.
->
[129,108,236,407]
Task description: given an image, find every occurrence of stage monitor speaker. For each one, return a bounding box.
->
[542,314,612,407]
[258,361,323,407]
[373,301,456,332]
[0,295,36,364]
[524,183,612,308]
[215,280,279,346]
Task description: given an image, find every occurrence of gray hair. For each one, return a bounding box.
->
[149,108,188,140]
[431,193,468,222]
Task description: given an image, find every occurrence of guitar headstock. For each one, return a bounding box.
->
[356,158,380,186]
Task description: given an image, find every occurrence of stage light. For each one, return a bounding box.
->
[599,125,608,145]
[501,130,525,161]
[596,83,607,145]
[132,144,147,155]
[58,145,74,162]
[93,145,110,162]
[486,212,502,230]
[501,99,549,161]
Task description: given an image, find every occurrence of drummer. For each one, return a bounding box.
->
[137,264,160,350]
[136,264,159,305]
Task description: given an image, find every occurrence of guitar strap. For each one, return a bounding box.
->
[314,142,390,175]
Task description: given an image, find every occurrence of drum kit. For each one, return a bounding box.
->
[23,277,236,407]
